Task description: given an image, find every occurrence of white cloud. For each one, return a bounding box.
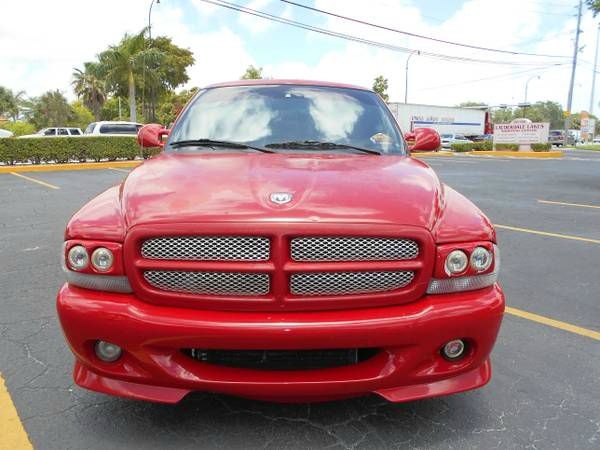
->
[238,0,275,33]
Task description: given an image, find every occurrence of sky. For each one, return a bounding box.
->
[1,0,599,114]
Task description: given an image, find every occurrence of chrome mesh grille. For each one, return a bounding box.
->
[291,271,414,296]
[141,236,270,261]
[144,271,270,296]
[290,237,418,262]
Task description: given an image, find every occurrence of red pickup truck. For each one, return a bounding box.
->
[57,80,504,404]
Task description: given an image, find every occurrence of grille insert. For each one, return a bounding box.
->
[144,270,270,296]
[291,271,414,296]
[141,236,270,261]
[183,348,379,370]
[290,237,419,262]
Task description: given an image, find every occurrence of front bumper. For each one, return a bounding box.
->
[57,283,504,403]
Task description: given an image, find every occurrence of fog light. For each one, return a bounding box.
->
[95,340,122,362]
[442,339,466,360]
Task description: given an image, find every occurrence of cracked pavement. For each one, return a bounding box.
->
[1,152,599,449]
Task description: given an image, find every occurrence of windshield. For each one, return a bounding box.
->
[440,134,453,139]
[168,85,405,154]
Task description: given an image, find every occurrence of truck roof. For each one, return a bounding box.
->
[205,79,371,91]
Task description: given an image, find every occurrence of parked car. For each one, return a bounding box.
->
[0,128,13,138]
[84,121,143,136]
[20,127,83,138]
[57,79,504,405]
[470,134,493,142]
[440,133,472,148]
[549,130,565,147]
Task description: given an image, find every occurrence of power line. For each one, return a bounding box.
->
[280,0,572,58]
[417,64,567,92]
[199,0,569,67]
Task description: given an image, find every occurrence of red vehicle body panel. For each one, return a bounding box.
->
[57,80,504,404]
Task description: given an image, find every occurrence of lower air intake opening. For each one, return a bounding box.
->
[182,348,379,371]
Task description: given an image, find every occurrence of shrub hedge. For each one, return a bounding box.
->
[493,143,519,151]
[0,136,161,165]
[450,143,474,152]
[531,143,552,152]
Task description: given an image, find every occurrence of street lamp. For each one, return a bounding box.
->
[524,75,540,103]
[405,50,420,104]
[149,0,160,40]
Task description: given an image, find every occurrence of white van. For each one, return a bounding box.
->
[84,121,143,136]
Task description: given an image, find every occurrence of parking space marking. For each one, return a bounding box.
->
[108,167,131,173]
[495,224,600,245]
[537,199,600,210]
[10,172,60,190]
[506,307,600,341]
[0,374,33,450]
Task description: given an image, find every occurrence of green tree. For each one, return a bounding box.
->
[68,101,95,129]
[0,121,35,136]
[492,101,564,129]
[458,101,488,107]
[0,87,25,121]
[241,65,263,80]
[30,90,74,128]
[72,62,106,120]
[586,0,600,14]
[98,29,163,123]
[156,87,198,126]
[142,36,194,121]
[372,75,389,101]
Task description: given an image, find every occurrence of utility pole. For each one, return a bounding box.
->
[590,24,600,114]
[565,0,583,143]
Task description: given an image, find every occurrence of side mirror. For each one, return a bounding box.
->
[409,128,440,152]
[138,123,170,148]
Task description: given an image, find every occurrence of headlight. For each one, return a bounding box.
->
[445,250,468,275]
[91,248,114,272]
[68,245,89,270]
[470,246,492,272]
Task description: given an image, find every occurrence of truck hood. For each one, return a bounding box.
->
[120,153,443,230]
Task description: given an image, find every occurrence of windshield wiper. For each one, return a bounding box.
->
[170,139,274,153]
[265,140,381,155]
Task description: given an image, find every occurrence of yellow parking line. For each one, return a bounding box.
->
[505,307,600,341]
[494,224,600,245]
[537,199,600,210]
[0,374,33,450]
[10,172,60,190]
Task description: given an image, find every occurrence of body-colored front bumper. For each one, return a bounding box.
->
[57,283,504,404]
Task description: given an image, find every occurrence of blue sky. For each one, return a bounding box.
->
[1,0,597,113]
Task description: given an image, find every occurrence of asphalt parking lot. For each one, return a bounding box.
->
[1,150,599,450]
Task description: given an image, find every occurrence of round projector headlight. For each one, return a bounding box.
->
[68,245,89,270]
[91,248,114,272]
[445,250,468,275]
[470,246,493,272]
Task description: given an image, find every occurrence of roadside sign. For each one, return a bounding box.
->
[493,121,550,144]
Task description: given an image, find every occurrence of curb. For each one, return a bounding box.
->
[467,151,564,158]
[412,151,454,157]
[0,160,143,173]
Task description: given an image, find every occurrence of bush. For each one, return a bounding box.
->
[471,141,493,151]
[0,136,161,165]
[450,143,474,152]
[531,143,552,152]
[0,121,36,137]
[493,143,519,151]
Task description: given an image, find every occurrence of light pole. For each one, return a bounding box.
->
[524,75,540,103]
[404,50,420,104]
[149,0,160,40]
[145,0,160,121]
[590,24,600,114]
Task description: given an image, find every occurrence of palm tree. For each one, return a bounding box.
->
[98,29,164,123]
[72,63,106,120]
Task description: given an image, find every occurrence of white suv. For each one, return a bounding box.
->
[84,121,143,136]
[20,127,83,138]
